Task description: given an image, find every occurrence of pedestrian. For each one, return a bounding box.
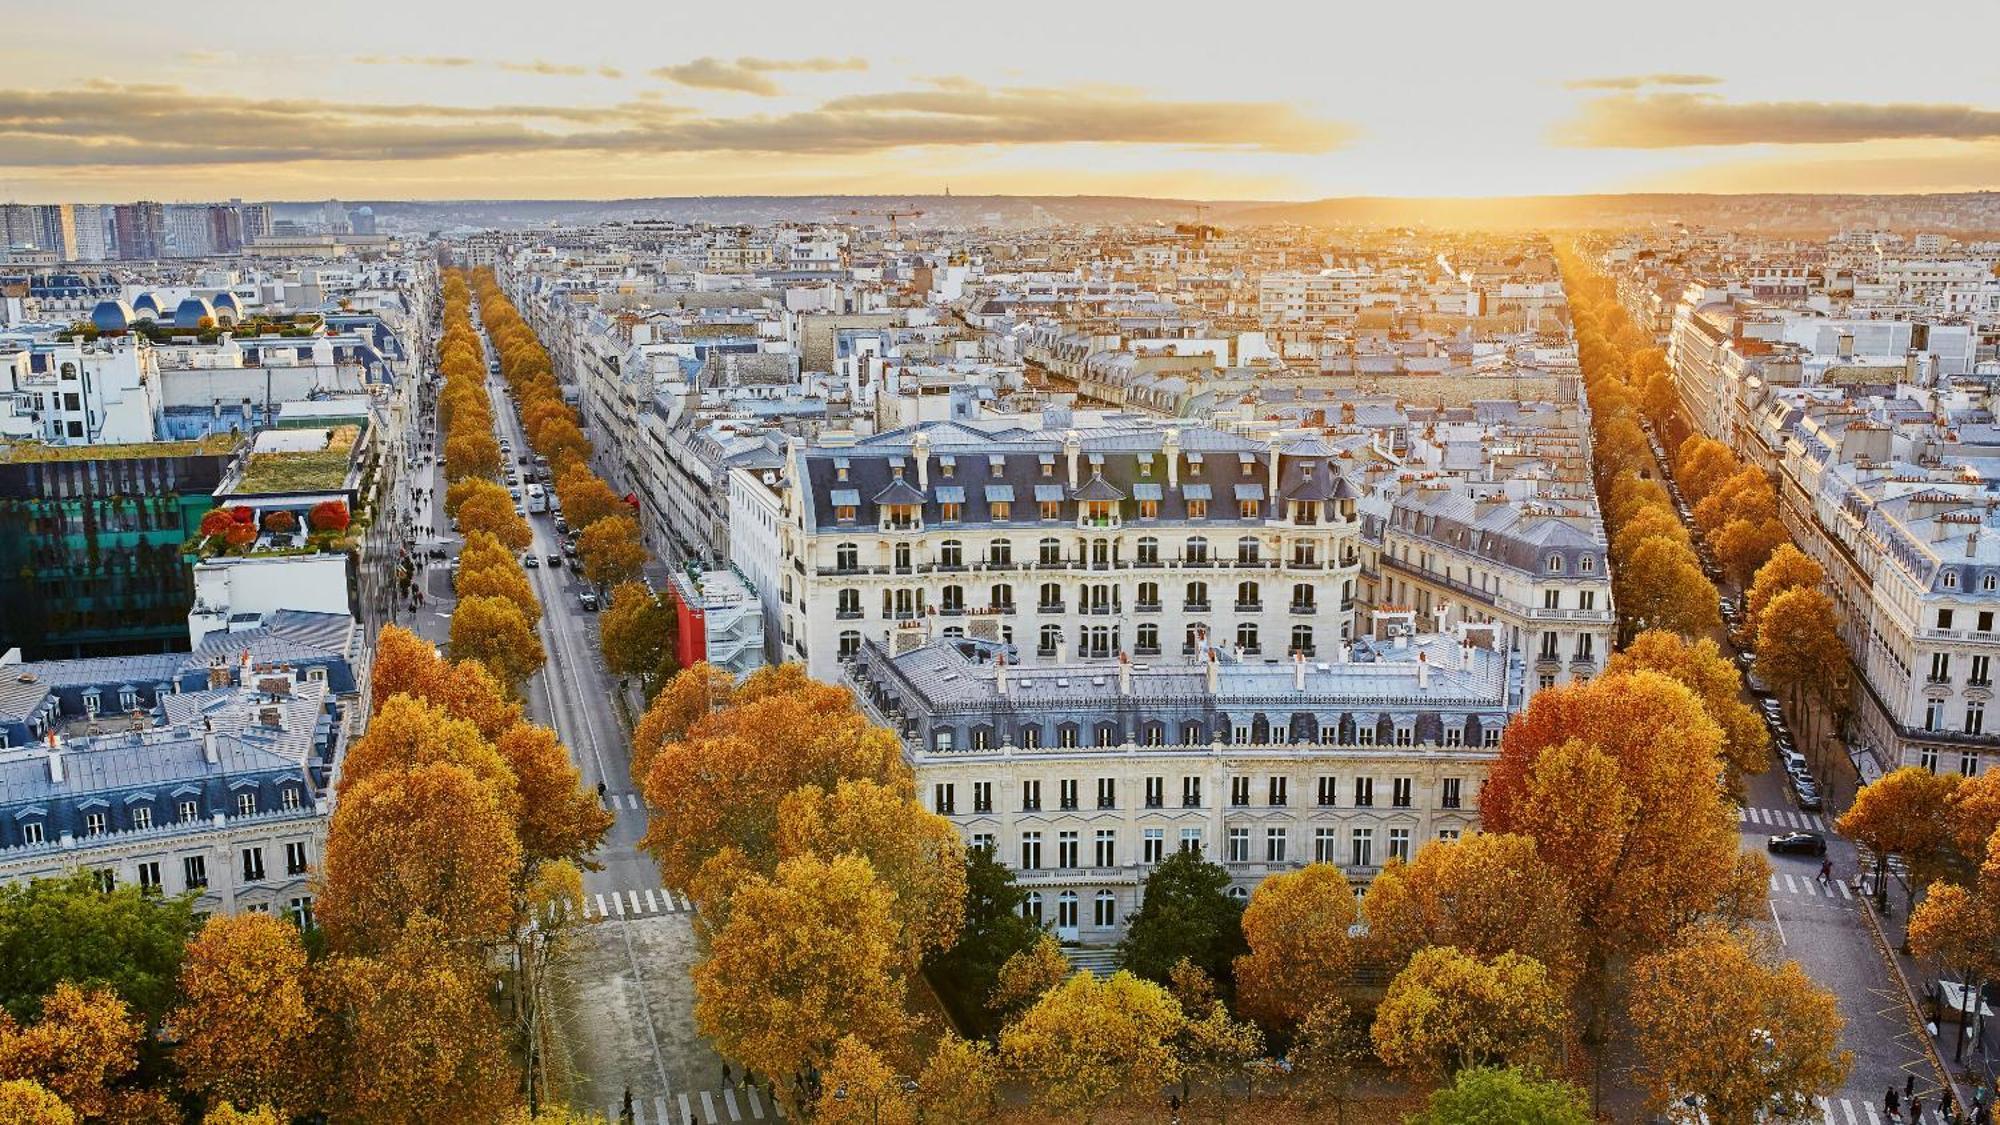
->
[741,1068,753,1093]
[1888,1087,1901,1118]
[722,1062,732,1090]
[1911,1095,1924,1124]
[1911,1075,1920,1099]
[1819,858,1834,886]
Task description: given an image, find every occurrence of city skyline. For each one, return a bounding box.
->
[2,0,1998,203]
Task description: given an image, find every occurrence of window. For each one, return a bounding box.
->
[1239,500,1260,520]
[836,504,856,524]
[1188,499,1207,520]
[1939,608,1956,629]
[940,503,962,524]
[1059,779,1079,811]
[973,782,993,813]
[990,539,1013,565]
[1933,653,1955,683]
[1182,776,1202,808]
[934,728,955,752]
[1946,571,1960,589]
[1058,725,1079,749]
[279,787,302,812]
[1137,623,1160,654]
[1039,536,1063,564]
[1138,537,1160,564]
[1022,725,1041,749]
[1236,622,1260,652]
[1314,828,1337,862]
[1545,589,1561,610]
[1969,702,1987,737]
[1187,537,1210,563]
[940,540,964,567]
[1020,832,1042,870]
[1185,581,1209,610]
[1230,776,1251,807]
[1317,776,1336,807]
[1926,700,1945,732]
[1093,891,1117,928]
[836,588,862,617]
[1546,554,1564,573]
[84,811,106,837]
[972,833,995,852]
[1269,776,1288,806]
[1039,500,1061,521]
[92,869,116,893]
[183,855,208,890]
[1056,892,1078,929]
[1137,581,1161,610]
[1441,777,1463,810]
[1388,828,1411,863]
[1292,624,1315,656]
[1963,752,1981,778]
[1145,776,1165,809]
[990,499,1011,521]
[1057,831,1079,868]
[1180,828,1203,855]
[289,897,315,931]
[286,841,309,876]
[941,585,965,613]
[1580,555,1595,573]
[1143,828,1164,863]
[1097,778,1117,809]
[1227,827,1251,863]
[1985,611,1998,633]
[20,821,43,846]
[1438,828,1462,843]
[1988,575,1999,593]
[1095,830,1116,867]
[1354,777,1374,807]
[1237,580,1261,610]
[935,783,957,815]
[1579,590,1596,610]
[242,847,266,883]
[236,792,258,817]
[835,542,858,570]
[1021,780,1041,812]
[1921,747,1940,772]
[1022,893,1042,923]
[1392,777,1413,809]
[838,630,863,658]
[137,861,161,891]
[1350,828,1375,868]
[1266,828,1288,863]
[130,806,152,831]
[1974,655,1991,686]
[1294,542,1318,566]
[1237,538,1261,565]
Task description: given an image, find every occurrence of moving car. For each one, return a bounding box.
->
[562,540,578,558]
[523,553,539,568]
[1767,831,1826,856]
[546,553,562,567]
[578,590,599,612]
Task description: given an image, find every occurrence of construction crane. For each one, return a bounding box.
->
[846,208,925,236]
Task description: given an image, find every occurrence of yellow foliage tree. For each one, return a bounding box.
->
[1745,544,1825,641]
[0,983,142,1121]
[1838,767,1961,911]
[555,466,628,534]
[454,484,531,552]
[449,594,546,693]
[578,514,647,588]
[1628,926,1850,1122]
[170,914,318,1115]
[202,1106,284,1125]
[1361,832,1583,988]
[1370,947,1566,1082]
[1234,863,1358,1033]
[368,626,523,741]
[811,1035,917,1125]
[775,780,967,964]
[493,723,613,868]
[453,556,540,621]
[336,694,519,815]
[631,662,735,786]
[0,1080,73,1125]
[1607,630,1768,789]
[999,971,1185,1125]
[991,934,1071,1016]
[915,1035,999,1125]
[1615,536,1721,638]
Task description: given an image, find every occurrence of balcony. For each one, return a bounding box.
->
[1185,602,1211,613]
[1135,602,1162,613]
[1289,602,1317,615]
[1080,604,1120,616]
[835,609,864,620]
[1234,601,1263,613]
[1038,603,1066,615]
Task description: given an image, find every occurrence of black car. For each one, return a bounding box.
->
[546,553,563,567]
[1766,831,1826,856]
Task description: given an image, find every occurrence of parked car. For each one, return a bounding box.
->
[518,455,532,466]
[523,553,539,569]
[578,590,599,611]
[1792,779,1824,812]
[1767,831,1827,856]
[1737,651,1757,671]
[1719,598,1738,620]
[562,541,578,558]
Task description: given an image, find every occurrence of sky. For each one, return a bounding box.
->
[2,0,1998,203]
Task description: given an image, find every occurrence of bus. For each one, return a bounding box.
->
[525,484,548,514]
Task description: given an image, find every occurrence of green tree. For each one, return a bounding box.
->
[1406,1065,1592,1125]
[1118,849,1247,995]
[923,846,1045,1035]
[0,873,198,1023]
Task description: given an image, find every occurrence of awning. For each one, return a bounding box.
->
[1132,483,1163,501]
[1238,452,1258,464]
[1034,485,1065,502]
[983,485,1015,503]
[935,486,966,503]
[1235,484,1266,501]
[1038,453,1056,465]
[1185,452,1204,463]
[1181,484,1212,500]
[829,489,860,507]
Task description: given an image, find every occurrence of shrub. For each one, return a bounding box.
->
[309,500,351,533]
[262,510,298,534]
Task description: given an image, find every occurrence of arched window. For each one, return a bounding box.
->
[1039,624,1063,655]
[1186,536,1209,563]
[1237,537,1261,564]
[1038,537,1062,565]
[939,539,964,567]
[1226,886,1249,902]
[1236,580,1261,609]
[1093,891,1117,927]
[838,630,862,658]
[1180,720,1205,744]
[1291,583,1315,611]
[990,583,1014,611]
[1137,536,1160,564]
[835,542,858,571]
[1137,581,1160,610]
[1039,582,1063,610]
[1185,581,1209,610]
[941,585,965,612]
[1022,892,1043,922]
[836,588,862,616]
[1090,539,1112,567]
[989,538,1012,565]
[1292,624,1315,656]
[1236,622,1260,652]
[1057,891,1079,928]
[1136,622,1160,654]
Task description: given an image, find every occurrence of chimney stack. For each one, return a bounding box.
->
[46,742,62,784]
[913,431,931,491]
[201,719,219,764]
[1064,430,1082,490]
[1293,650,1306,691]
[995,652,1008,696]
[1118,651,1132,696]
[1163,428,1181,487]
[1417,649,1430,691]
[1205,648,1220,694]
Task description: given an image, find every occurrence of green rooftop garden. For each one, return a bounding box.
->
[0,432,242,463]
[231,424,360,493]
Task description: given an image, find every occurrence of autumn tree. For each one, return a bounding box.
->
[1757,586,1845,752]
[453,556,540,621]
[556,467,628,533]
[336,694,519,814]
[317,762,523,954]
[578,514,647,588]
[928,846,1047,1034]
[775,780,967,964]
[368,626,523,741]
[630,662,735,787]
[170,914,318,1115]
[1837,768,1962,913]
[999,971,1185,1125]
[449,594,546,692]
[319,918,519,1125]
[1607,630,1768,789]
[1174,976,1264,1116]
[203,1106,285,1125]
[0,983,144,1121]
[1371,947,1566,1082]
[453,484,532,552]
[493,723,614,867]
[692,855,907,1103]
[1406,1066,1592,1125]
[0,1080,74,1124]
[1675,436,1738,503]
[1909,880,2000,1022]
[1628,926,1849,1122]
[1234,863,1357,1032]
[990,934,1071,1017]
[600,580,675,694]
[1286,1001,1368,1122]
[443,428,502,483]
[1118,849,1247,996]
[1745,544,1825,641]
[1361,833,1582,989]
[1611,503,1690,564]
[915,1035,999,1125]
[640,687,908,890]
[1615,536,1720,638]
[812,1036,916,1125]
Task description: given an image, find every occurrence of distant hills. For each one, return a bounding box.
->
[315,192,2000,234]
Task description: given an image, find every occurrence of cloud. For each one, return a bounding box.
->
[650,58,782,96]
[738,57,868,74]
[354,55,617,78]
[1564,74,1721,91]
[499,60,589,77]
[354,55,479,69]
[1560,92,2000,147]
[0,79,1351,168]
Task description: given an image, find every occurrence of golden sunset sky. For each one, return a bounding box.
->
[1,0,1996,202]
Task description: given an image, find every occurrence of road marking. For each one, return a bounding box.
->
[1863,1101,1882,1124]
[747,1087,766,1120]
[1783,873,1799,895]
[610,893,624,917]
[1770,900,1786,946]
[1818,1096,1832,1124]
[628,890,642,916]
[680,1093,694,1124]
[595,893,608,918]
[679,892,693,911]
[725,1087,743,1121]
[1835,878,1852,900]
[1842,1098,1859,1125]
[700,1091,719,1124]
[644,889,659,913]
[656,1095,672,1125]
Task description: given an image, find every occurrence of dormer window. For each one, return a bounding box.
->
[1241,460,1256,478]
[1040,462,1054,478]
[237,792,258,817]
[281,786,302,811]
[990,459,1005,479]
[1579,555,1595,574]
[1986,574,1997,592]
[939,457,955,477]
[1946,571,1960,589]
[1547,554,1564,574]
[1139,457,1153,478]
[836,505,857,524]
[834,459,849,482]
[82,690,100,715]
[84,812,106,837]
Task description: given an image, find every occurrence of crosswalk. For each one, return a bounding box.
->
[1740,805,1830,831]
[603,792,644,810]
[604,1084,784,1123]
[1813,1093,1948,1123]
[581,887,696,921]
[1769,871,1854,901]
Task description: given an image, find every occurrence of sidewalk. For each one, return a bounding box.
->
[1863,865,1992,1117]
